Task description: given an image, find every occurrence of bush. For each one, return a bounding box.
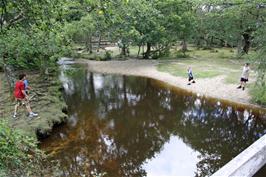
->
[0,120,56,176]
[175,51,190,58]
[152,49,170,59]
[103,51,112,61]
[0,27,70,71]
[250,84,266,106]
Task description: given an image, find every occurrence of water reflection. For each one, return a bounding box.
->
[41,66,266,177]
[143,136,200,176]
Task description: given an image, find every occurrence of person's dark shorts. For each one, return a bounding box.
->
[240,77,248,82]
[188,77,194,81]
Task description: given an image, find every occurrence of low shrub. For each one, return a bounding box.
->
[0,120,58,176]
[250,84,266,106]
[103,51,112,61]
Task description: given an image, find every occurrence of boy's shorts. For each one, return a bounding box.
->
[15,98,29,106]
[240,77,248,82]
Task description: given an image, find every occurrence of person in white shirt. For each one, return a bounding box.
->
[187,67,196,85]
[237,63,250,90]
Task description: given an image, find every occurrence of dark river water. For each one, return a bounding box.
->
[41,65,266,177]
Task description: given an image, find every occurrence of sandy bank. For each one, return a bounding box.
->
[76,59,262,108]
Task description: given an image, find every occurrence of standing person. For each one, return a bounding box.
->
[13,73,38,118]
[187,67,196,85]
[237,63,250,90]
[23,76,31,95]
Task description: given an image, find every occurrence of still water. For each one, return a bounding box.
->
[41,65,266,177]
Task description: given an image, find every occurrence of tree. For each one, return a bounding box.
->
[129,0,169,59]
[64,14,96,53]
[105,0,139,56]
[155,0,196,52]
[194,0,266,54]
[0,0,70,73]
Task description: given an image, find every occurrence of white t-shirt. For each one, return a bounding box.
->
[241,66,250,79]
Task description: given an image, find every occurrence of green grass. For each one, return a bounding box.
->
[157,62,221,78]
[157,47,256,84]
[250,84,266,106]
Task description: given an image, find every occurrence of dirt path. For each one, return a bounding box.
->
[77,59,256,107]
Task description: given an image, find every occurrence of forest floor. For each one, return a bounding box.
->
[76,46,263,108]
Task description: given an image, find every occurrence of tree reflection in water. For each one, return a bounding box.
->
[41,66,266,177]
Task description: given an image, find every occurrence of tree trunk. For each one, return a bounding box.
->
[144,42,151,59]
[181,40,188,52]
[196,38,202,48]
[237,35,243,55]
[121,44,126,56]
[242,32,251,54]
[210,36,214,47]
[3,53,16,92]
[89,36,93,54]
[85,37,89,51]
[97,34,101,52]
[86,36,93,54]
[142,45,145,58]
[137,45,141,57]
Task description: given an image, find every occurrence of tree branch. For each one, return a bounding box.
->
[6,11,25,28]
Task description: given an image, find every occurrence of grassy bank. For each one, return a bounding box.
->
[156,47,265,105]
[157,47,255,83]
[159,46,265,106]
[0,71,67,137]
[250,84,266,106]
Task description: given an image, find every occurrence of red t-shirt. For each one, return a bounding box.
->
[14,81,25,99]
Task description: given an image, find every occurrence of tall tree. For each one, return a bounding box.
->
[194,0,266,54]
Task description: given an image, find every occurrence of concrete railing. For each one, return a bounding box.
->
[212,134,266,177]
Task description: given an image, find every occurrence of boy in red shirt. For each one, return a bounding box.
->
[13,74,38,118]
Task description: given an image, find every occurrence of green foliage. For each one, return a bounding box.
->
[64,15,95,42]
[0,0,59,30]
[0,27,70,71]
[0,120,45,176]
[0,0,71,71]
[1,0,266,106]
[175,51,190,58]
[156,0,196,41]
[104,51,112,61]
[193,0,266,53]
[250,84,266,106]
[62,0,197,58]
[249,9,266,105]
[254,23,266,81]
